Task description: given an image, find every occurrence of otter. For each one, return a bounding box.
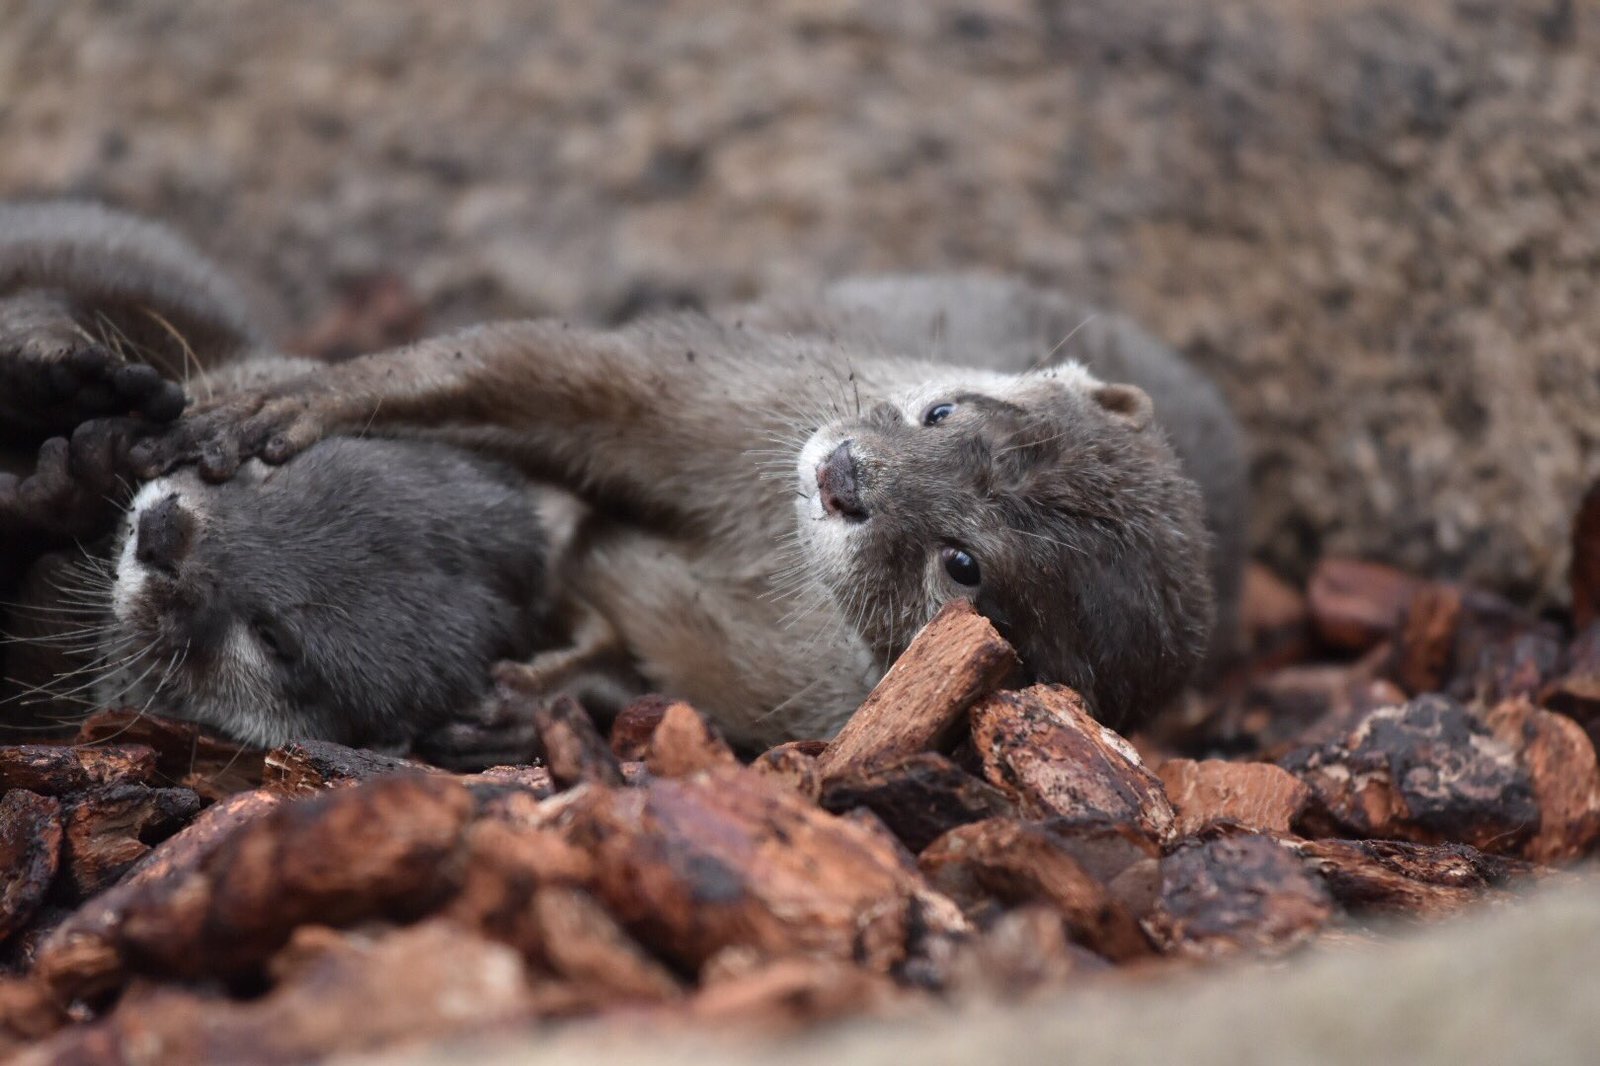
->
[0,203,560,765]
[113,258,1248,747]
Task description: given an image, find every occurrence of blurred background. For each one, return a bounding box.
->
[1,0,1595,604]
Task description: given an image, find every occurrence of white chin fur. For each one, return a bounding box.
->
[792,425,863,584]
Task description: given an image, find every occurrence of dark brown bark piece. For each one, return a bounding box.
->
[18,922,529,1066]
[1158,759,1311,837]
[74,710,264,800]
[969,684,1174,842]
[567,765,921,972]
[644,701,738,778]
[610,695,675,761]
[1389,583,1462,695]
[749,743,822,802]
[1241,562,1311,669]
[919,819,1153,962]
[816,600,1018,780]
[58,784,203,902]
[1294,838,1519,920]
[32,788,283,1005]
[1465,629,1565,707]
[1485,698,1600,862]
[1307,558,1424,652]
[819,751,1015,852]
[118,774,474,980]
[1542,622,1600,745]
[1280,695,1539,855]
[0,745,155,795]
[1147,833,1333,959]
[534,695,624,789]
[0,791,61,946]
[262,740,435,795]
[1573,478,1600,631]
[532,885,684,1003]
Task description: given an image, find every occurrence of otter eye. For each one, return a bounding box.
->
[252,617,297,662]
[922,402,956,427]
[940,546,981,586]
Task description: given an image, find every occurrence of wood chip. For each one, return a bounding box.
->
[532,885,684,1003]
[1280,695,1538,854]
[263,741,436,795]
[1390,583,1462,695]
[816,600,1018,780]
[644,701,738,779]
[0,745,155,795]
[969,684,1174,842]
[58,784,202,901]
[1158,759,1311,837]
[1485,698,1600,862]
[1146,833,1333,959]
[1241,562,1311,669]
[1294,838,1519,920]
[919,819,1153,962]
[819,751,1015,852]
[1307,558,1423,652]
[689,956,900,1031]
[1542,622,1600,744]
[749,743,822,802]
[534,695,624,788]
[73,711,263,800]
[610,695,675,761]
[0,791,61,946]
[1573,478,1600,630]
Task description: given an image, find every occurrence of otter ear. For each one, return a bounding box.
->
[1090,382,1153,431]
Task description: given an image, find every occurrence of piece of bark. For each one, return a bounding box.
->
[531,885,684,1003]
[819,751,1015,852]
[566,765,922,972]
[944,904,1110,1002]
[1573,478,1600,630]
[610,695,675,761]
[0,791,61,946]
[969,685,1174,843]
[1389,583,1463,695]
[1294,838,1518,920]
[73,710,264,800]
[1485,698,1600,862]
[0,978,67,1055]
[816,600,1018,781]
[118,774,474,980]
[1542,622,1600,745]
[689,956,901,1031]
[441,819,598,959]
[533,695,623,788]
[263,740,436,795]
[0,745,155,795]
[32,788,283,1005]
[920,819,1153,962]
[1158,759,1311,837]
[57,784,203,902]
[1206,663,1407,757]
[1307,558,1425,652]
[1241,562,1311,669]
[16,922,529,1066]
[749,743,822,802]
[1280,695,1539,855]
[645,701,738,779]
[1146,832,1333,959]
[1465,629,1565,707]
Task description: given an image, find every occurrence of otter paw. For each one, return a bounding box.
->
[0,341,187,432]
[126,391,332,482]
[0,434,122,539]
[413,681,545,771]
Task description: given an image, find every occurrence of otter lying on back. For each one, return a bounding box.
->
[117,258,1248,745]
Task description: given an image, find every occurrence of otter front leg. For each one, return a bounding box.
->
[0,290,186,443]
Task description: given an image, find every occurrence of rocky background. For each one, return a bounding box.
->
[1,0,1595,603]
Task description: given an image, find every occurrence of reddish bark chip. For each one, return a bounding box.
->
[1240,562,1311,668]
[1542,623,1600,744]
[690,956,901,1031]
[1294,838,1520,920]
[534,696,624,789]
[1158,759,1311,837]
[0,791,62,946]
[58,784,203,901]
[1306,558,1423,652]
[919,818,1152,962]
[263,741,436,795]
[819,751,1015,852]
[749,743,823,802]
[566,766,922,972]
[817,600,1018,780]
[644,701,738,779]
[1485,698,1600,862]
[0,745,156,795]
[1147,833,1333,959]
[1572,478,1600,630]
[1389,583,1462,695]
[969,684,1174,842]
[73,710,264,799]
[1279,695,1539,854]
[531,885,684,1003]
[610,695,676,761]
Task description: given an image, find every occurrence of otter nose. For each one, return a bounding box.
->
[135,494,197,577]
[816,440,868,521]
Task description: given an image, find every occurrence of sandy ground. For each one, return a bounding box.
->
[1,0,1596,600]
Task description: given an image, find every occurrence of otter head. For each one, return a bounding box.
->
[99,437,547,748]
[793,363,1214,728]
